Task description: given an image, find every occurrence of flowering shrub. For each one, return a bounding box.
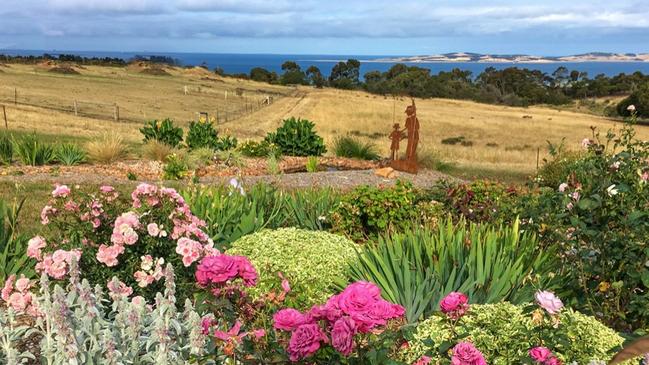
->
[273,281,405,362]
[227,228,358,308]
[524,115,649,330]
[403,292,623,364]
[29,183,217,300]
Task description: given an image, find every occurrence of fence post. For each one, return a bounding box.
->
[14,88,17,105]
[73,100,78,116]
[2,105,7,129]
[114,104,120,122]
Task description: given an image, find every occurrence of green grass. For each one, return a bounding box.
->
[446,165,531,184]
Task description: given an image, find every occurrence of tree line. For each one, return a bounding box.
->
[237,59,649,118]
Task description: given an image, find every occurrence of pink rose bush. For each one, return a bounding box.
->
[450,342,487,365]
[274,281,405,362]
[1,274,39,316]
[529,346,563,365]
[440,292,469,320]
[28,183,217,300]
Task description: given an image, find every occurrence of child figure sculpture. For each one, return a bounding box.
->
[389,123,405,161]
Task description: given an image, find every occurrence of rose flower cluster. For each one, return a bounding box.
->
[273,281,405,361]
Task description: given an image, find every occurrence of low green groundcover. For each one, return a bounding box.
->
[403,302,623,365]
[227,227,357,308]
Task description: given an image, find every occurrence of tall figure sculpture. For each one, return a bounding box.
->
[390,99,420,173]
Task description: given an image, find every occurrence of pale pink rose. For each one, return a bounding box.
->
[141,255,154,271]
[642,171,649,183]
[107,279,133,298]
[581,138,592,149]
[27,236,47,260]
[15,276,32,293]
[8,292,29,312]
[134,271,154,287]
[131,296,146,306]
[558,183,568,192]
[100,185,115,193]
[52,184,71,198]
[535,290,563,314]
[1,275,15,301]
[147,223,160,237]
[96,244,124,267]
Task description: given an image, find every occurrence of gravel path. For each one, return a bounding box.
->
[1,169,457,190]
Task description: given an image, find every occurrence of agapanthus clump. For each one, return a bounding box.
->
[29,183,217,301]
[273,281,405,362]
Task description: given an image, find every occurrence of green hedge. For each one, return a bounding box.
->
[403,302,623,365]
[227,228,357,308]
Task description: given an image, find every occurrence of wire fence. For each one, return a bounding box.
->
[0,85,280,126]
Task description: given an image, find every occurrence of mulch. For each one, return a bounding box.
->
[0,157,456,189]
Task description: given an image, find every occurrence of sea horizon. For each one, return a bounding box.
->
[3,48,649,78]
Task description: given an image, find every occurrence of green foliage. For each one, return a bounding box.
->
[237,139,279,158]
[162,153,189,180]
[305,156,318,172]
[426,180,520,223]
[0,198,34,284]
[331,181,431,241]
[333,135,380,160]
[403,303,623,364]
[54,143,86,166]
[328,59,361,89]
[12,133,54,166]
[227,228,358,308]
[186,119,238,151]
[536,139,583,188]
[0,134,12,165]
[283,188,340,231]
[346,219,558,323]
[126,171,138,180]
[183,183,285,250]
[617,83,649,118]
[266,154,281,175]
[265,117,326,157]
[140,118,183,147]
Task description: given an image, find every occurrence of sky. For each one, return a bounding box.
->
[0,0,648,55]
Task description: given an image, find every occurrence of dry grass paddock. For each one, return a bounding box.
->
[2,64,648,180]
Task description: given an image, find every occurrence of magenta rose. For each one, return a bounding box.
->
[413,356,432,365]
[331,316,357,356]
[195,255,239,285]
[529,346,553,363]
[545,358,562,365]
[450,342,487,365]
[233,255,258,287]
[287,323,328,362]
[274,308,310,331]
[337,281,382,328]
[440,292,469,319]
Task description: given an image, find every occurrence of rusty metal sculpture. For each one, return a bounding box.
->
[390,99,420,173]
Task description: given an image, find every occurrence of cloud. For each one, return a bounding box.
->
[47,0,169,15]
[176,0,307,14]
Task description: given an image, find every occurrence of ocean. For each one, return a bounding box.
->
[3,49,649,78]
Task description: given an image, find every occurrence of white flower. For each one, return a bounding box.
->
[610,161,621,170]
[606,184,618,197]
[558,183,568,192]
[627,104,636,112]
[228,178,245,196]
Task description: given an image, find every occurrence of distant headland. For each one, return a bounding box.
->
[370,52,649,63]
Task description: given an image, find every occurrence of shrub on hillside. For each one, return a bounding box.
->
[140,118,183,147]
[333,135,380,160]
[536,139,583,188]
[403,302,623,364]
[29,183,217,301]
[265,117,326,157]
[617,85,649,118]
[227,228,357,308]
[186,118,237,151]
[237,139,279,158]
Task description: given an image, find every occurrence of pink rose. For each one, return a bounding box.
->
[233,256,258,287]
[195,254,239,285]
[251,329,266,339]
[147,223,160,237]
[1,275,15,301]
[96,244,124,267]
[529,346,553,363]
[274,308,309,331]
[107,279,133,298]
[535,290,563,314]
[440,292,469,319]
[545,357,562,365]
[451,342,487,365]
[331,316,357,356]
[413,356,432,365]
[52,184,71,198]
[8,292,29,312]
[27,236,47,260]
[15,277,32,293]
[287,323,328,362]
[282,279,291,293]
[100,185,115,193]
[337,281,382,329]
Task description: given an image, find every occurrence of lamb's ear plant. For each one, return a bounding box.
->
[1,260,207,364]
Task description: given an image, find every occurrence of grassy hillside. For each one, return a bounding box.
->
[2,64,648,180]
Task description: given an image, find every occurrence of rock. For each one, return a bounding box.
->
[375,167,398,179]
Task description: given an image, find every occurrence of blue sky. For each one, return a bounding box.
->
[0,0,647,55]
